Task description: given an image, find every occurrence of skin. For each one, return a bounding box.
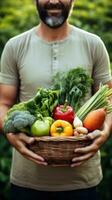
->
[0,0,112,167]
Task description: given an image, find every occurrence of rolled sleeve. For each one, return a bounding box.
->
[92,37,112,87]
[0,72,18,85]
[0,39,19,86]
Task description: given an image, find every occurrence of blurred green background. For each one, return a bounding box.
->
[0,0,112,199]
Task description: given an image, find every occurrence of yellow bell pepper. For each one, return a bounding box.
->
[50,120,73,137]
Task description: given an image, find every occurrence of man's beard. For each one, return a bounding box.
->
[35,1,72,29]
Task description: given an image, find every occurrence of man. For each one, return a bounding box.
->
[0,0,112,199]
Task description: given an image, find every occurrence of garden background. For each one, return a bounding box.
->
[0,0,112,199]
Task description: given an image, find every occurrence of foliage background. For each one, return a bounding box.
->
[0,0,112,199]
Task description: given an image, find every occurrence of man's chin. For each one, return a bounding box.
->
[44,17,65,29]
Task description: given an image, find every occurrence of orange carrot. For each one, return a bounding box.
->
[83,108,106,132]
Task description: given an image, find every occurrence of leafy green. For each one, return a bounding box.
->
[4,88,59,134]
[51,67,93,111]
[33,88,59,117]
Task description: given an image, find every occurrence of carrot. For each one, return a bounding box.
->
[83,108,106,132]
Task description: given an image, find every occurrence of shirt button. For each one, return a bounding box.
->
[54,49,58,53]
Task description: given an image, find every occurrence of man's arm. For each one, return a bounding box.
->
[0,84,17,132]
[0,84,47,165]
[94,80,112,137]
[71,80,112,167]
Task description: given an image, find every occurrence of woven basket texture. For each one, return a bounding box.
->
[28,136,92,166]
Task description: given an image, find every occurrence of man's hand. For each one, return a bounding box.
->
[6,132,48,166]
[71,130,109,167]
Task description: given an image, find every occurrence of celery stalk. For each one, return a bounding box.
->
[76,85,112,120]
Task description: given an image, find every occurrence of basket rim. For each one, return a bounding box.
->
[34,135,91,142]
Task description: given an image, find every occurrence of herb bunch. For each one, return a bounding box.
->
[51,67,93,111]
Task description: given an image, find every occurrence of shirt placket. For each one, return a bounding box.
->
[51,42,59,74]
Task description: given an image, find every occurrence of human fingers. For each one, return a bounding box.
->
[71,162,83,167]
[72,152,94,163]
[73,130,102,154]
[74,142,99,154]
[25,155,48,166]
[6,132,46,163]
[6,132,35,146]
[86,130,101,140]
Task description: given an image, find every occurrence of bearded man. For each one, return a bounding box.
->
[0,1,112,200]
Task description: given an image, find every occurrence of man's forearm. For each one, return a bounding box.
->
[102,113,112,140]
[103,89,112,138]
[0,105,9,133]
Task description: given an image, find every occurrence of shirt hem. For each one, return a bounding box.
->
[10,176,103,192]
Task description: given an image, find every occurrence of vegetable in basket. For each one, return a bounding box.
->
[31,117,53,137]
[3,88,59,134]
[76,84,112,121]
[50,120,73,137]
[53,101,75,124]
[73,116,83,128]
[3,111,36,134]
[51,67,93,111]
[74,127,88,135]
[83,108,106,132]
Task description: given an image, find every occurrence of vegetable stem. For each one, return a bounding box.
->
[76,85,112,120]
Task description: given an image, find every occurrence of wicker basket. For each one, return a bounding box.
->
[28,136,92,166]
